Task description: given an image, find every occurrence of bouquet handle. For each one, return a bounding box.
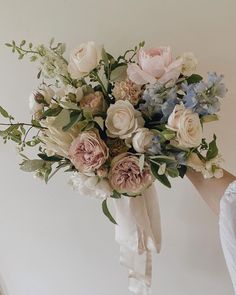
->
[113,183,161,294]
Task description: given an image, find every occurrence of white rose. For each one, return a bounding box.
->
[68,41,102,79]
[132,128,154,153]
[167,104,202,148]
[180,52,198,76]
[105,100,145,139]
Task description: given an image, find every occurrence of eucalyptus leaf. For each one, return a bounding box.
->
[150,162,171,188]
[102,199,117,224]
[0,106,10,118]
[20,159,45,172]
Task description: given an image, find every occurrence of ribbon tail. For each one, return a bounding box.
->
[113,183,161,295]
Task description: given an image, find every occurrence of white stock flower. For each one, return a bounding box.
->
[105,100,145,139]
[57,85,83,102]
[167,104,202,148]
[203,155,224,179]
[68,41,102,79]
[180,52,198,76]
[132,128,154,153]
[187,153,224,179]
[39,110,80,158]
[69,172,112,200]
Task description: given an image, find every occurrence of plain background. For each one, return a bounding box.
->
[0,0,236,294]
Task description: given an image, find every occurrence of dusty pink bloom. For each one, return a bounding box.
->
[109,153,153,196]
[127,46,183,85]
[69,130,109,173]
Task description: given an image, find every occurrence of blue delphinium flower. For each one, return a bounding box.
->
[139,82,178,120]
[182,72,227,115]
[147,135,162,155]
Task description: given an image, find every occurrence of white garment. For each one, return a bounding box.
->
[219,181,236,294]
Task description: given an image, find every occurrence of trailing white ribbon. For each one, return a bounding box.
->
[113,183,161,295]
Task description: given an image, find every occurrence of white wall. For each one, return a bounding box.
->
[0,0,236,294]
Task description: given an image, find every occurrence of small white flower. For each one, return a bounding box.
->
[180,52,198,76]
[132,128,154,153]
[68,41,102,79]
[29,84,54,116]
[69,172,112,200]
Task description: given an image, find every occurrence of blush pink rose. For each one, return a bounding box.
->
[127,47,183,85]
[109,153,153,196]
[69,130,109,173]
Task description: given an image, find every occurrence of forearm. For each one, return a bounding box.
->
[186,168,236,215]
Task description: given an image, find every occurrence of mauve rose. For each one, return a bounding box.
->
[109,153,153,196]
[127,47,183,85]
[68,130,109,173]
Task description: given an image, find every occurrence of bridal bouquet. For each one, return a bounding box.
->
[0,39,227,294]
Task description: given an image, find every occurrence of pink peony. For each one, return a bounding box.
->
[109,153,153,196]
[68,130,109,173]
[127,47,183,85]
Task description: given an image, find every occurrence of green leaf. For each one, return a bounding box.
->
[110,190,122,199]
[110,64,128,82]
[150,162,171,188]
[201,114,219,123]
[38,153,63,162]
[42,106,62,118]
[0,106,10,118]
[20,159,45,172]
[62,111,82,131]
[206,134,218,160]
[162,129,176,140]
[102,199,117,224]
[5,43,12,47]
[167,167,179,178]
[178,165,187,178]
[20,40,26,47]
[187,74,203,84]
[101,47,109,69]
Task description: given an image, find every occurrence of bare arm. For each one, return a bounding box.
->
[186,168,236,215]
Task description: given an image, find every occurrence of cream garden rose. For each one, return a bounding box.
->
[167,104,202,148]
[105,100,144,139]
[132,128,154,153]
[68,41,102,79]
[68,130,109,173]
[109,153,153,195]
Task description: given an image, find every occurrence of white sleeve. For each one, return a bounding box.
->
[219,181,236,294]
